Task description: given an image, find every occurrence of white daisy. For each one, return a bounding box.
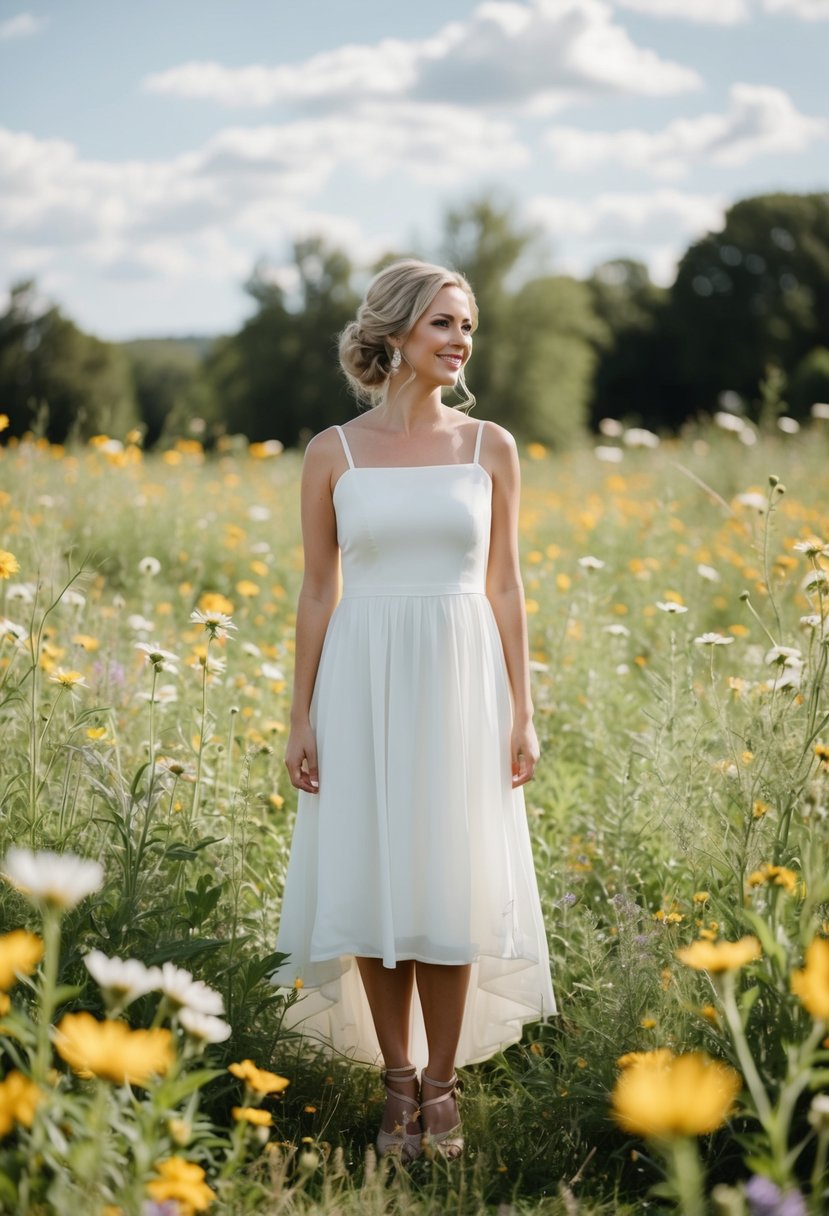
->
[127,614,155,633]
[803,569,829,594]
[594,446,623,463]
[1,848,103,909]
[179,1008,232,1044]
[736,492,766,512]
[598,418,624,437]
[84,951,161,1005]
[157,962,225,1016]
[811,402,829,420]
[190,609,237,641]
[656,602,688,614]
[694,633,734,646]
[697,565,720,582]
[248,505,271,522]
[578,556,605,570]
[138,556,162,577]
[764,645,802,668]
[713,412,745,433]
[777,416,800,434]
[622,428,660,449]
[260,662,285,680]
[793,538,829,557]
[136,642,180,672]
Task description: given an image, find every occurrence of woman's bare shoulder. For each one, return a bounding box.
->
[478,419,518,460]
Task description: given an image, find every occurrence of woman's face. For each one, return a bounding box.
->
[398,284,474,389]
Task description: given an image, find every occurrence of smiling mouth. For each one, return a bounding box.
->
[438,354,463,368]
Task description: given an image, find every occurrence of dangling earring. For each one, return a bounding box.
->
[390,348,402,373]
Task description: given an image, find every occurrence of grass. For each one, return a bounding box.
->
[1,418,828,1214]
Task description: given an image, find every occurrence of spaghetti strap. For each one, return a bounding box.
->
[473,419,486,466]
[334,425,355,470]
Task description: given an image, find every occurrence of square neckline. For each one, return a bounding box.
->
[332,420,490,501]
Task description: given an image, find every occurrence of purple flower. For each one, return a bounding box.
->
[745,1175,807,1216]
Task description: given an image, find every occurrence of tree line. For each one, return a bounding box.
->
[1,191,828,450]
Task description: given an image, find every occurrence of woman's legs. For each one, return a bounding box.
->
[356,957,418,1135]
[415,962,471,1137]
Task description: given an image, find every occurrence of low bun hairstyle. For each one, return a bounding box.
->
[338,259,478,409]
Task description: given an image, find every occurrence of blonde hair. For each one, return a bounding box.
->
[338,258,477,410]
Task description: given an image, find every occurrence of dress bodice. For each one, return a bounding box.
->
[332,423,492,598]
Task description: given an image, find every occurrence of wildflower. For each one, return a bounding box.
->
[700,1005,719,1023]
[753,801,770,818]
[197,592,234,616]
[0,930,44,990]
[260,662,285,681]
[84,951,161,1008]
[611,1049,740,1137]
[594,446,623,463]
[578,556,605,570]
[791,938,829,1019]
[697,564,720,582]
[48,669,88,690]
[693,892,710,904]
[146,1158,216,1213]
[72,633,100,652]
[235,580,260,597]
[639,1018,657,1029]
[676,937,761,972]
[803,568,829,594]
[55,1012,173,1086]
[622,428,660,449]
[138,556,162,577]
[714,412,745,433]
[0,551,20,580]
[190,608,237,641]
[526,442,547,460]
[86,726,108,740]
[747,864,798,894]
[744,1175,807,1216]
[0,414,7,431]
[179,1009,232,1045]
[736,492,767,512]
[0,617,27,644]
[765,645,802,668]
[599,417,624,437]
[228,1059,290,1095]
[127,614,155,633]
[0,1071,42,1139]
[1,847,103,909]
[157,963,224,1016]
[812,402,829,420]
[136,642,180,672]
[656,601,688,614]
[249,440,283,458]
[232,1106,273,1127]
[694,633,734,646]
[793,537,829,558]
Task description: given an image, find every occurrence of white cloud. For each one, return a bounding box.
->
[143,0,701,113]
[526,189,726,283]
[0,104,525,280]
[614,0,750,22]
[762,0,829,17]
[545,84,827,178]
[0,12,47,40]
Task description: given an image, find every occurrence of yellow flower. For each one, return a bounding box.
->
[693,892,710,904]
[198,592,234,616]
[85,726,108,740]
[747,863,798,894]
[71,634,100,652]
[639,1018,657,1030]
[0,414,8,432]
[0,1071,42,1139]
[791,938,829,1019]
[228,1058,290,1095]
[676,937,761,972]
[526,442,547,460]
[611,1050,740,1138]
[236,580,260,598]
[232,1106,273,1127]
[753,801,771,818]
[0,930,43,990]
[48,669,87,689]
[146,1157,215,1213]
[54,1012,173,1086]
[0,550,20,580]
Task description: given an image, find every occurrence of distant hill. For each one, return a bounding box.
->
[119,336,218,366]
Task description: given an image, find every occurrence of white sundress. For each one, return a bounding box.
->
[272,418,556,1069]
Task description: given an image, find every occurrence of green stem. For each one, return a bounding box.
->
[664,1136,706,1216]
[719,972,773,1127]
[191,641,210,822]
[33,905,62,1085]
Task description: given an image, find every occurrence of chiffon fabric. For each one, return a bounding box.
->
[272,419,556,1069]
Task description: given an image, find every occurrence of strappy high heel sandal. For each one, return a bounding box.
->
[420,1072,464,1160]
[375,1065,423,1164]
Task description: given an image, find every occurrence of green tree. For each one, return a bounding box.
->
[124,340,218,448]
[207,239,358,446]
[441,198,598,445]
[670,192,829,418]
[787,346,829,419]
[0,281,137,443]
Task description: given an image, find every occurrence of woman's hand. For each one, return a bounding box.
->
[284,721,320,794]
[511,718,540,788]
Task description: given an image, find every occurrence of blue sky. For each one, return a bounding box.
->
[1,0,827,338]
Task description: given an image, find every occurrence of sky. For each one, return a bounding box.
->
[1,0,827,339]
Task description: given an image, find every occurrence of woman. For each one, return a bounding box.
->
[275,259,555,1162]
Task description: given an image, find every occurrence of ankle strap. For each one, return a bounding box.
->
[421,1072,457,1088]
[383,1065,417,1080]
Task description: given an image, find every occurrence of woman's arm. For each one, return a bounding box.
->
[284,430,342,794]
[484,422,539,789]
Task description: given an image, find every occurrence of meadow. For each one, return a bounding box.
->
[1,414,828,1216]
